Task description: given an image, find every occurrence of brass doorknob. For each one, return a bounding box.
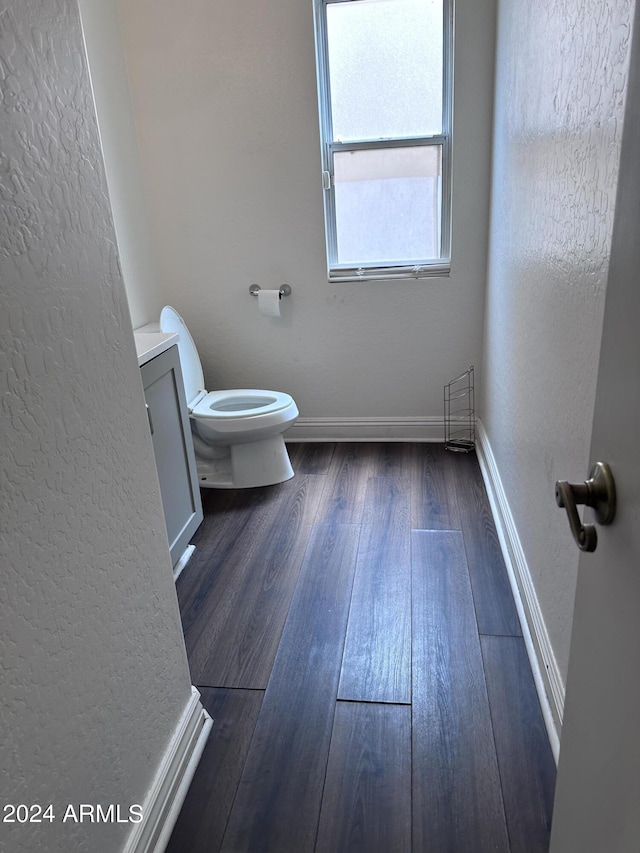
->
[555,462,616,552]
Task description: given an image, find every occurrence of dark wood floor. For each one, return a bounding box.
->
[168,443,556,853]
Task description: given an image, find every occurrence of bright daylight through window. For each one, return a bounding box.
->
[313,0,452,281]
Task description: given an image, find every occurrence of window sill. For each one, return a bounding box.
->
[328,262,451,283]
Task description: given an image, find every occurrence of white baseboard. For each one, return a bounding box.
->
[124,686,213,853]
[287,416,445,443]
[475,420,563,762]
[173,544,195,582]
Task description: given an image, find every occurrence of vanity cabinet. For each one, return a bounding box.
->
[140,344,203,573]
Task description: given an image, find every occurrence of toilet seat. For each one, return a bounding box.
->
[191,389,294,420]
[159,306,295,427]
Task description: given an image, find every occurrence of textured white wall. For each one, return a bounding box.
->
[483,0,633,680]
[0,2,193,850]
[115,0,496,419]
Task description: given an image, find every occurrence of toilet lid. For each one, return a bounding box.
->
[159,306,205,406]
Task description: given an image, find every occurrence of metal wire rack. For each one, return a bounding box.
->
[444,366,475,452]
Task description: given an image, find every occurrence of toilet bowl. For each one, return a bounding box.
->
[160,306,298,488]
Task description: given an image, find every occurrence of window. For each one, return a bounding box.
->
[313,0,453,281]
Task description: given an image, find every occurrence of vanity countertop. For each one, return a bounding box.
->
[134,331,179,366]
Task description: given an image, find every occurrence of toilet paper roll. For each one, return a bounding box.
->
[257,289,281,318]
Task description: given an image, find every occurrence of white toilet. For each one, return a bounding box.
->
[160,306,299,489]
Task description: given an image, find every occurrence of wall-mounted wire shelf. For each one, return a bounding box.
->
[444,365,475,452]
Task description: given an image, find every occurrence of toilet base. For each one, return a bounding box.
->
[195,435,295,489]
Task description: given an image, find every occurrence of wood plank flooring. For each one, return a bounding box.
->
[168,443,556,853]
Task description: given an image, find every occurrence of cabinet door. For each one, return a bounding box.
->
[141,346,203,568]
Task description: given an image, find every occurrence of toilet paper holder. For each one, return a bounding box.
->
[249,284,291,299]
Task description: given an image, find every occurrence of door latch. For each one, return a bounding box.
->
[555,462,616,552]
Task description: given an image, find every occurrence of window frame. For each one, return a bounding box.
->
[313,0,454,282]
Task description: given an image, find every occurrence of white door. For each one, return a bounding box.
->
[549,8,640,852]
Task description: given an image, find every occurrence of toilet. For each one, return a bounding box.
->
[159,306,299,488]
